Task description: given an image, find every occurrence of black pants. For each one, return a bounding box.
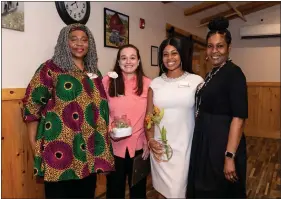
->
[44,174,97,199]
[106,149,147,199]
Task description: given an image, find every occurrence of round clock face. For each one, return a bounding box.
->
[65,2,87,21]
[55,1,91,25]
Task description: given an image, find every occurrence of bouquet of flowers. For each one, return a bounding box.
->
[145,106,172,161]
[111,115,132,138]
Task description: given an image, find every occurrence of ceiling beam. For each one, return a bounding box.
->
[227,2,247,22]
[166,23,206,46]
[161,1,172,4]
[200,2,280,25]
[184,2,225,16]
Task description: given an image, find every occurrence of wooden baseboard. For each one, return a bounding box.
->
[247,82,280,87]
[245,130,280,139]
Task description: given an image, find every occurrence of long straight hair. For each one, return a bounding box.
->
[158,37,194,76]
[108,44,145,97]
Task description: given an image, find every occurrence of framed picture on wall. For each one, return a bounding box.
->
[104,8,129,49]
[151,46,158,66]
[1,1,24,31]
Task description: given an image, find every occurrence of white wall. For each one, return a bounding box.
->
[229,4,280,82]
[2,2,206,88]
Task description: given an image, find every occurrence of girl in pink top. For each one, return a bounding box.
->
[102,44,151,198]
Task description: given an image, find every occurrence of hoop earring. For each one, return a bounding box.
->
[160,63,165,73]
[205,57,209,61]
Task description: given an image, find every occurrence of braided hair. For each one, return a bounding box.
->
[206,16,232,46]
[52,23,98,73]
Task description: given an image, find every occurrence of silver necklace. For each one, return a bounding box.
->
[195,62,226,117]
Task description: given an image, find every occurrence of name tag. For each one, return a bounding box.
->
[87,73,98,79]
[178,82,190,88]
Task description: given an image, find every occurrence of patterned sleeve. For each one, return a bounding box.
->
[22,62,53,122]
[93,74,115,172]
[97,69,103,79]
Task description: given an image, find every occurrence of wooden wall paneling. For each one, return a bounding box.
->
[2,100,45,198]
[2,88,108,198]
[245,86,261,136]
[2,82,280,198]
[245,84,280,139]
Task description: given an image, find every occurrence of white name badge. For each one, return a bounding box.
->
[178,82,190,88]
[87,73,98,79]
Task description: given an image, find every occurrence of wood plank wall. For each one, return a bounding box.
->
[245,82,280,139]
[1,88,106,198]
[1,84,280,198]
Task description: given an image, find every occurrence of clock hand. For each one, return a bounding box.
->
[70,2,76,6]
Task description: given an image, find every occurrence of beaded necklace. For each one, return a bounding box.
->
[195,60,230,117]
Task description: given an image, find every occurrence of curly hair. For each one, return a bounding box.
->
[51,23,98,73]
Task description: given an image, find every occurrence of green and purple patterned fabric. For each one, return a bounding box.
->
[22,60,114,182]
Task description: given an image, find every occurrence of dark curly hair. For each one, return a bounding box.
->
[206,16,232,46]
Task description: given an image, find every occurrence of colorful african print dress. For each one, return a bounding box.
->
[22,60,114,182]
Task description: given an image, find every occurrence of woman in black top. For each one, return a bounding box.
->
[187,17,248,198]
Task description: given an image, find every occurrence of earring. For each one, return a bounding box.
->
[205,57,209,61]
[160,63,165,73]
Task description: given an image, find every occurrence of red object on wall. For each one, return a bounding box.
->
[140,18,145,29]
[109,13,125,35]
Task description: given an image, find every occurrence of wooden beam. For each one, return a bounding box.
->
[200,2,280,25]
[184,2,225,16]
[161,1,172,4]
[227,2,247,22]
[166,23,206,46]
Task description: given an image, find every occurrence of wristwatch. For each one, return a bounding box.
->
[225,151,235,159]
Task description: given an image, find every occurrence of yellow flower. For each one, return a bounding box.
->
[153,106,160,115]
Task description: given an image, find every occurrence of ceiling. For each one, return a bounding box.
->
[163,1,280,27]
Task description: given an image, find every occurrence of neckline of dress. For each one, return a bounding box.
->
[161,72,189,82]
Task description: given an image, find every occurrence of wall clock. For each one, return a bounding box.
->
[55,2,91,25]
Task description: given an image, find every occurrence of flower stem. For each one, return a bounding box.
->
[114,79,117,97]
[156,124,169,160]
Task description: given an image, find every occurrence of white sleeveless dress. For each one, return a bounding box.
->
[150,72,204,198]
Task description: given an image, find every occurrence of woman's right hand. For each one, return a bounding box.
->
[148,139,164,162]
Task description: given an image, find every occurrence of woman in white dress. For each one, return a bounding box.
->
[146,37,204,198]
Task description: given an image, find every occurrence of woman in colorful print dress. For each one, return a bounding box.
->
[22,23,114,198]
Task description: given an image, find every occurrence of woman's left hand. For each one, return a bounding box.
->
[224,157,238,183]
[142,143,150,160]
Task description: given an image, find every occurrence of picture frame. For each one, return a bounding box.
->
[104,8,129,49]
[2,1,24,31]
[151,46,158,66]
